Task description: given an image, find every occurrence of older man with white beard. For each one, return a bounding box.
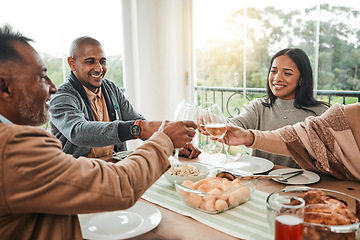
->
[0,25,197,239]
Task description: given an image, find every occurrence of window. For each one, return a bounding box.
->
[1,0,124,87]
[194,0,360,109]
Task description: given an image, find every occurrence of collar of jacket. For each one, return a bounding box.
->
[68,71,117,121]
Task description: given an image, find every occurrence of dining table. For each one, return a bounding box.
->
[96,152,360,240]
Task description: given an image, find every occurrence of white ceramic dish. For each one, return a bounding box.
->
[164,162,210,185]
[268,168,320,185]
[78,201,161,240]
[229,156,274,174]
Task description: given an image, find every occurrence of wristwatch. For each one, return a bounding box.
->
[130,120,142,139]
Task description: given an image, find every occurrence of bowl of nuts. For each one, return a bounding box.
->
[164,163,210,185]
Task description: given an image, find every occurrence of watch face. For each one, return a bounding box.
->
[130,125,141,136]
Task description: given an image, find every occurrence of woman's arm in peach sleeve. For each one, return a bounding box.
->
[222,125,291,157]
[247,129,292,156]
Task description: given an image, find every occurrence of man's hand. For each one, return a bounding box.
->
[139,121,162,139]
[158,120,197,149]
[179,143,201,159]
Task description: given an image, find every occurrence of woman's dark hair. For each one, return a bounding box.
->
[262,48,328,109]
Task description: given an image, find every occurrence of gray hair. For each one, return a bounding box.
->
[0,24,33,63]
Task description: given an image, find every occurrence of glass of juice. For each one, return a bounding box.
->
[273,195,305,240]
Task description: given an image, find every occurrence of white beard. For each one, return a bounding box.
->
[18,88,50,126]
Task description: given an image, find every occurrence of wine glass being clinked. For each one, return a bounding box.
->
[202,103,242,168]
[198,102,221,154]
[171,101,198,163]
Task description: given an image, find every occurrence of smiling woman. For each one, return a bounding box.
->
[228,48,329,168]
[269,55,301,100]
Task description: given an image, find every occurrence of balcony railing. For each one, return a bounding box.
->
[195,86,360,117]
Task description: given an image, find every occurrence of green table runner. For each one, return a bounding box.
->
[142,176,273,240]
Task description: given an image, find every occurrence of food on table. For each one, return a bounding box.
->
[289,189,360,240]
[179,176,251,213]
[184,193,203,208]
[166,164,204,177]
[164,163,210,185]
[294,189,359,225]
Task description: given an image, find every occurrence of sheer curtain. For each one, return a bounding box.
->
[121,0,194,122]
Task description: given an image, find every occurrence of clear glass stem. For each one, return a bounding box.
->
[217,139,240,168]
[221,139,231,157]
[172,148,180,164]
[204,136,218,153]
[208,138,216,149]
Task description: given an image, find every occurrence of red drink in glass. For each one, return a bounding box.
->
[275,214,303,240]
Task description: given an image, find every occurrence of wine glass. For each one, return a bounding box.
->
[203,104,240,168]
[171,101,198,163]
[198,102,221,154]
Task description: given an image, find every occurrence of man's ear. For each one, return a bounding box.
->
[0,76,11,101]
[67,57,76,71]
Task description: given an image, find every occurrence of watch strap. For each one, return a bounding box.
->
[132,120,142,139]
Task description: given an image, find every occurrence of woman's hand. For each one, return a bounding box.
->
[211,125,255,146]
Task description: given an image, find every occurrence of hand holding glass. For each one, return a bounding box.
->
[202,104,239,167]
[198,102,221,154]
[172,102,197,163]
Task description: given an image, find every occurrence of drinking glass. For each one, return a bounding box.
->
[198,102,221,154]
[202,104,240,168]
[171,101,198,163]
[273,195,305,240]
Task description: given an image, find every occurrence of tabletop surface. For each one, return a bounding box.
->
[99,153,360,240]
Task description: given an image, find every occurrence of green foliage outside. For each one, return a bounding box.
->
[196,4,360,155]
[40,54,124,87]
[41,4,360,96]
[196,4,360,92]
[40,4,360,153]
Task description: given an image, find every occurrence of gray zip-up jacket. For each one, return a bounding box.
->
[49,72,145,157]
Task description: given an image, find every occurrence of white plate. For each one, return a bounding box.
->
[269,168,320,185]
[78,201,161,240]
[228,156,274,174]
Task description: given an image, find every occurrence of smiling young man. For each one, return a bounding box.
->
[68,37,107,92]
[0,25,197,239]
[49,36,201,159]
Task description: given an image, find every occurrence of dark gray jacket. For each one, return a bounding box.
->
[49,72,145,157]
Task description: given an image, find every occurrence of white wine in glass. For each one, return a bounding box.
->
[198,102,221,154]
[203,104,240,168]
[205,123,227,139]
